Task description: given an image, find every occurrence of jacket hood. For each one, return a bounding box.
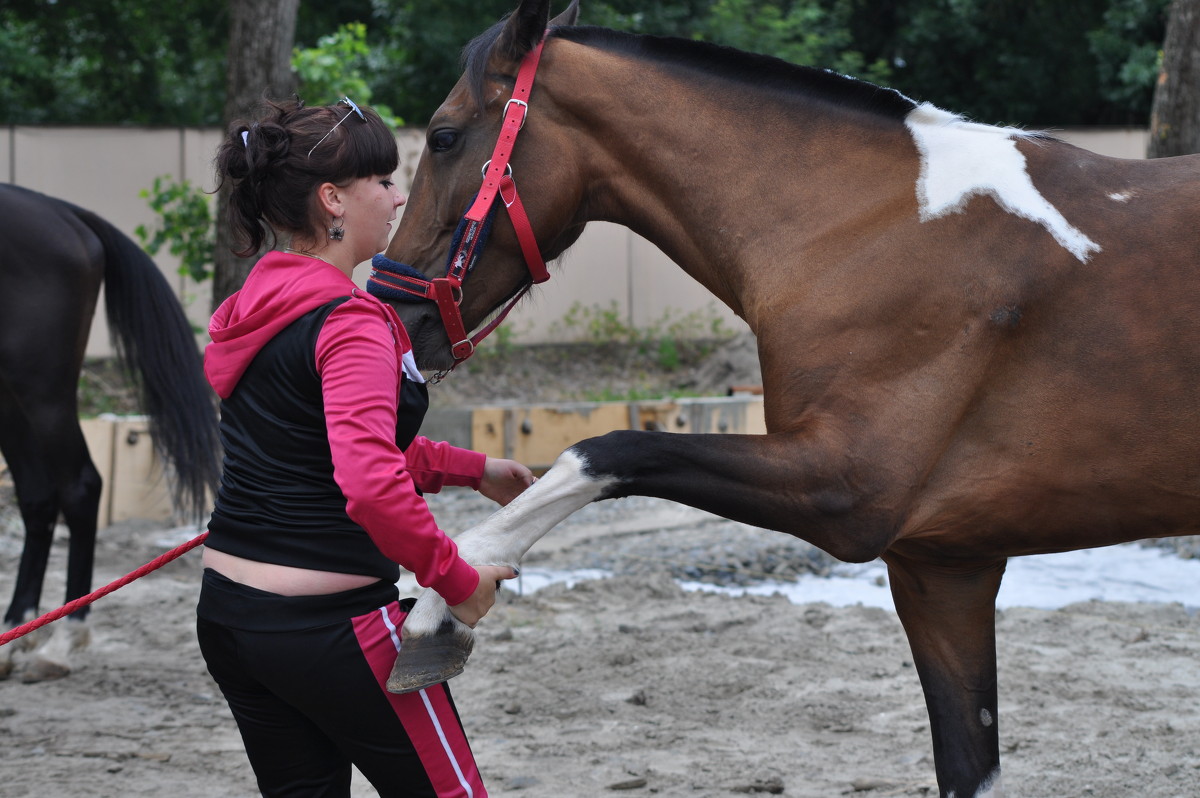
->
[205,251,360,398]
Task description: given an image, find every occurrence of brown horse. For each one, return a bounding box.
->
[372,2,1200,795]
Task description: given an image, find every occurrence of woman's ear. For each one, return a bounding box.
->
[315,182,343,218]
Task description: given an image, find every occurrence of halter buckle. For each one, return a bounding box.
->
[505,98,529,129]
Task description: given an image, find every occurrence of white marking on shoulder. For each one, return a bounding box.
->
[905,103,1100,263]
[1108,191,1133,202]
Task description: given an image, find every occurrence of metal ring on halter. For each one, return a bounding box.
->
[480,160,514,180]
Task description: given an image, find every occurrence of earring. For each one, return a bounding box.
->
[328,216,345,241]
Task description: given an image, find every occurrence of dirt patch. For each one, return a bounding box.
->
[1,494,1199,797]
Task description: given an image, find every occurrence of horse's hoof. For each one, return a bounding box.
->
[21,655,71,683]
[0,647,13,680]
[386,632,475,694]
[19,620,90,682]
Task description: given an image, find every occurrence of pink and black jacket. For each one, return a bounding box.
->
[203,251,482,605]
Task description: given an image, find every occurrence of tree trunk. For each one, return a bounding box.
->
[1147,0,1200,158]
[211,0,300,312]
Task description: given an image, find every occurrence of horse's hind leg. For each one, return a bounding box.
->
[0,387,101,680]
[0,396,59,630]
[0,400,60,678]
[884,551,1006,798]
[20,412,100,683]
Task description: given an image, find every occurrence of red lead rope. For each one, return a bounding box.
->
[0,531,209,647]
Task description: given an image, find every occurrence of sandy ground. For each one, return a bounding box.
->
[0,489,1198,798]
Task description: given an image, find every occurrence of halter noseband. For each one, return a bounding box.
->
[368,39,550,371]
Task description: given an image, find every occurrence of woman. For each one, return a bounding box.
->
[199,96,533,797]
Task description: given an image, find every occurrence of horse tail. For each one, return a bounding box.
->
[70,205,221,523]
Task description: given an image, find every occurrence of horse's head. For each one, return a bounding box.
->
[377,0,585,372]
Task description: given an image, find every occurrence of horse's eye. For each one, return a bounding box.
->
[429,129,458,153]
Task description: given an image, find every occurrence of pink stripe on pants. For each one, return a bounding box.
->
[352,601,487,798]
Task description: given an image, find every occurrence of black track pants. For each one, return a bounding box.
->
[197,569,487,798]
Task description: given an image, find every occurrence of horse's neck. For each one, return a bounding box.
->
[551,58,916,327]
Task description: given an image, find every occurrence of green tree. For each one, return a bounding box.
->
[136,176,216,284]
[692,0,891,84]
[855,0,1169,126]
[367,0,519,126]
[581,0,718,35]
[0,1,1176,130]
[1089,0,1172,118]
[0,0,227,125]
[293,22,401,127]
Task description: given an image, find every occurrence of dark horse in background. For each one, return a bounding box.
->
[373,1,1200,795]
[0,184,220,681]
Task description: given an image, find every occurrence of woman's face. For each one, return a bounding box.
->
[340,174,406,263]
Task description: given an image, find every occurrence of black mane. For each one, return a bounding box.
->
[462,21,918,121]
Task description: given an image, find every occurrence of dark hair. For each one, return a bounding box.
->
[215,97,399,257]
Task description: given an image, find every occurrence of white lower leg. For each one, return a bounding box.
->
[404,450,613,638]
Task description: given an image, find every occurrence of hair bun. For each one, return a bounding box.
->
[239,120,290,184]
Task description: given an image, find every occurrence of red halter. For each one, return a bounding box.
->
[370,40,550,369]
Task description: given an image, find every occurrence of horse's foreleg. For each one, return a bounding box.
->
[388,428,884,693]
[884,551,1006,798]
[387,450,616,693]
[390,427,881,693]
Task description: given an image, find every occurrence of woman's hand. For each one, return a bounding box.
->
[478,456,535,506]
[447,564,519,628]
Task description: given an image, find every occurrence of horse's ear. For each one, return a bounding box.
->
[550,0,580,27]
[495,0,552,62]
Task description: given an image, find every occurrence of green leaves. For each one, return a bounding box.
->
[135,176,215,283]
[292,21,402,128]
[691,0,892,85]
[0,1,1174,128]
